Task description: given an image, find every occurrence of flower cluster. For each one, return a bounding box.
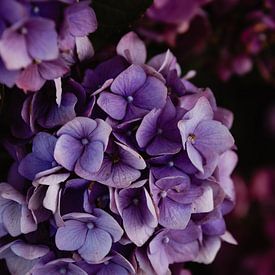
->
[0,0,97,92]
[0,31,237,274]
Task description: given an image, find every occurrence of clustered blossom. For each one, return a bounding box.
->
[0,0,97,92]
[0,29,238,275]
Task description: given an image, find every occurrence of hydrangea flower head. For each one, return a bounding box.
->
[0,31,237,275]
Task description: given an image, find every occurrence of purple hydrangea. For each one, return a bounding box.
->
[54,117,112,179]
[55,209,123,262]
[97,64,167,121]
[0,0,97,91]
[0,31,237,275]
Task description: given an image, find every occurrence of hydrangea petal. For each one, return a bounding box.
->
[55,220,87,251]
[78,228,112,263]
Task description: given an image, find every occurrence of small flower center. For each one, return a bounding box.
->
[33,6,40,14]
[163,237,170,244]
[111,155,120,164]
[59,268,67,274]
[187,134,196,144]
[160,190,167,198]
[157,128,163,135]
[81,138,89,145]
[133,198,139,205]
[87,222,94,229]
[126,130,132,136]
[34,59,42,64]
[167,161,174,167]
[20,27,28,35]
[127,96,134,103]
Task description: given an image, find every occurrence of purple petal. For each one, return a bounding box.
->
[65,1,97,36]
[88,119,112,149]
[147,135,181,156]
[54,134,82,171]
[147,50,180,76]
[16,64,45,92]
[159,198,192,229]
[116,32,146,64]
[19,154,52,181]
[195,236,221,264]
[136,108,160,148]
[192,185,214,213]
[75,141,104,178]
[76,36,94,61]
[2,203,21,236]
[194,120,235,154]
[57,117,97,138]
[20,205,37,234]
[43,182,60,213]
[78,228,112,263]
[0,28,31,70]
[111,65,146,96]
[55,220,87,251]
[186,142,204,173]
[93,208,123,242]
[33,132,57,161]
[97,92,127,120]
[11,242,49,260]
[214,107,234,129]
[178,97,214,146]
[38,59,69,80]
[134,76,167,110]
[117,142,146,169]
[37,93,77,129]
[26,17,58,61]
[0,58,19,87]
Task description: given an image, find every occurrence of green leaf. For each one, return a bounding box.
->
[92,0,153,49]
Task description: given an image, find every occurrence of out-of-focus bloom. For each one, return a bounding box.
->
[0,0,97,91]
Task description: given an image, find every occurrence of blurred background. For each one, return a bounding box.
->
[1,0,275,274]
